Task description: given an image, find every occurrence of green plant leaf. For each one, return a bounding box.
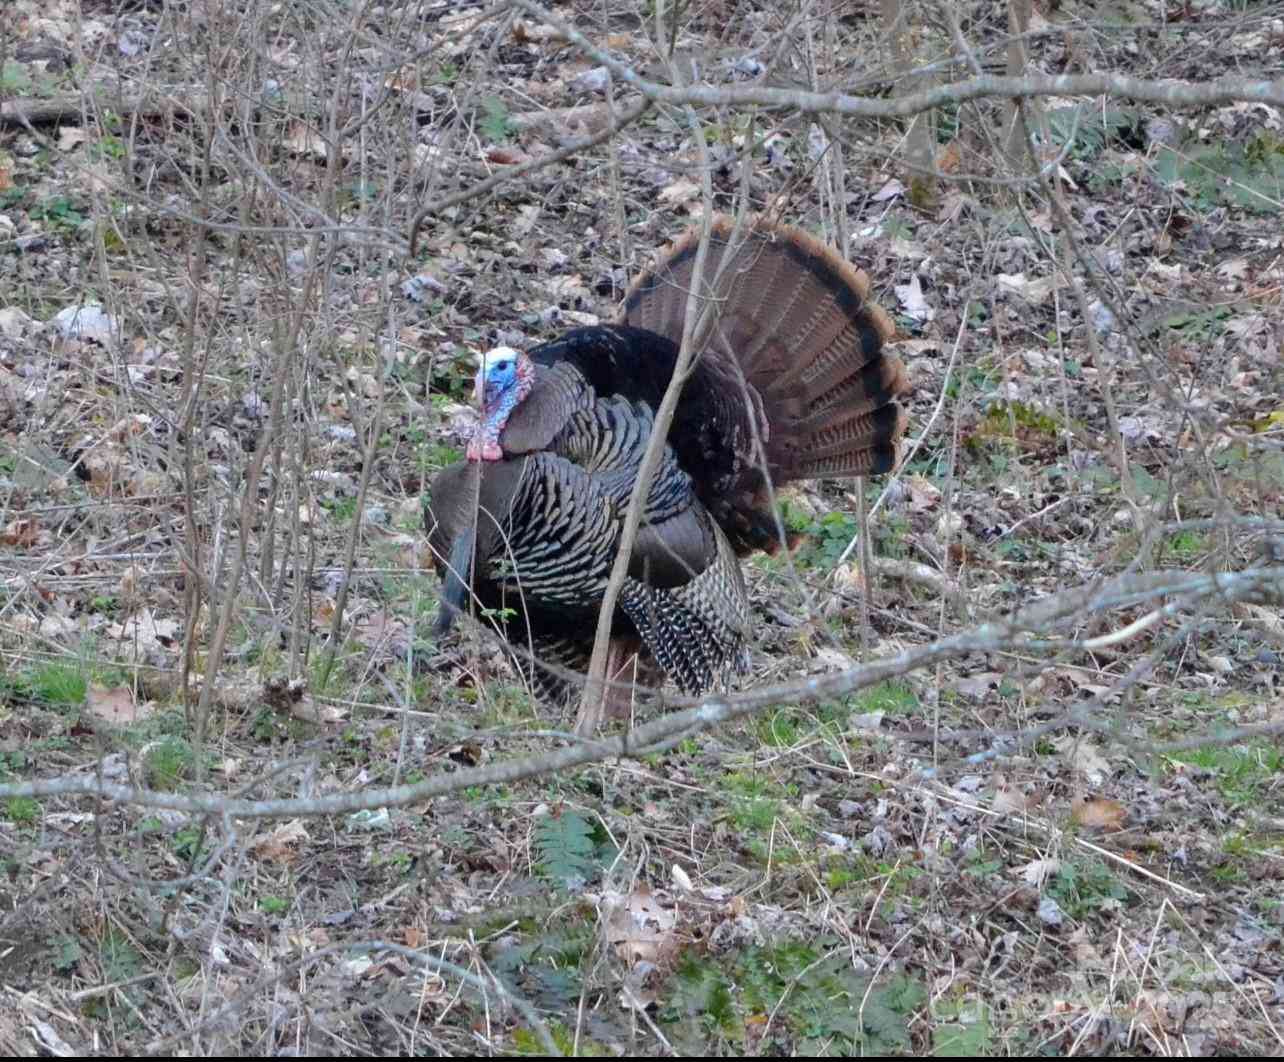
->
[479,96,515,143]
[534,808,597,887]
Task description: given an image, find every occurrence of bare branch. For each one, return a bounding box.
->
[408,95,651,257]
[4,563,1279,818]
[510,0,1284,114]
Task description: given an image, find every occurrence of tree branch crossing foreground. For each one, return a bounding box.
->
[2,561,1280,820]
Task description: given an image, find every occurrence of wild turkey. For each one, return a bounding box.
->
[424,215,908,710]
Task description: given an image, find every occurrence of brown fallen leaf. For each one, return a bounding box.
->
[511,18,564,44]
[354,609,410,653]
[1,517,43,548]
[446,743,484,767]
[1067,925,1104,965]
[58,125,88,152]
[955,671,1002,699]
[290,697,347,725]
[109,413,150,442]
[106,608,181,660]
[605,884,677,965]
[657,177,700,206]
[992,783,1041,815]
[1072,795,1127,831]
[486,146,528,166]
[283,120,328,160]
[252,819,310,863]
[1054,735,1112,784]
[936,139,962,174]
[86,684,151,726]
[1014,857,1060,887]
[906,474,941,512]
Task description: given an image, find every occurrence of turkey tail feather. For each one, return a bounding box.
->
[620,216,907,516]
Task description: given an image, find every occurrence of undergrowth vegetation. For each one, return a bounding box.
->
[0,0,1282,1055]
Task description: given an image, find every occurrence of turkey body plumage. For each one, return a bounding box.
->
[424,216,908,708]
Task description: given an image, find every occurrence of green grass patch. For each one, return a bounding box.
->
[1213,442,1284,491]
[172,825,206,861]
[789,508,856,569]
[260,895,291,916]
[1047,856,1131,919]
[472,682,538,727]
[967,400,1064,456]
[1169,742,1282,807]
[322,494,360,523]
[824,855,920,897]
[852,680,918,716]
[757,709,804,747]
[23,661,88,707]
[714,772,811,863]
[758,685,915,751]
[533,807,617,889]
[728,942,925,1054]
[931,996,994,1056]
[146,736,195,789]
[492,927,595,1027]
[30,195,86,231]
[1155,134,1284,215]
[943,360,1002,401]
[52,937,82,973]
[511,1021,605,1056]
[100,925,144,981]
[5,797,39,824]
[2,61,35,94]
[1045,103,1141,160]
[1160,529,1209,564]
[479,96,516,142]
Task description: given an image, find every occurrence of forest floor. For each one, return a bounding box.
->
[1,0,1282,1055]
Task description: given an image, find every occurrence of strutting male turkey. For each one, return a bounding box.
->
[424,215,908,711]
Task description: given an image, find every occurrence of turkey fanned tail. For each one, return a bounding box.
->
[620,216,907,552]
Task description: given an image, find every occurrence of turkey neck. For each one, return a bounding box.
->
[496,362,593,455]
